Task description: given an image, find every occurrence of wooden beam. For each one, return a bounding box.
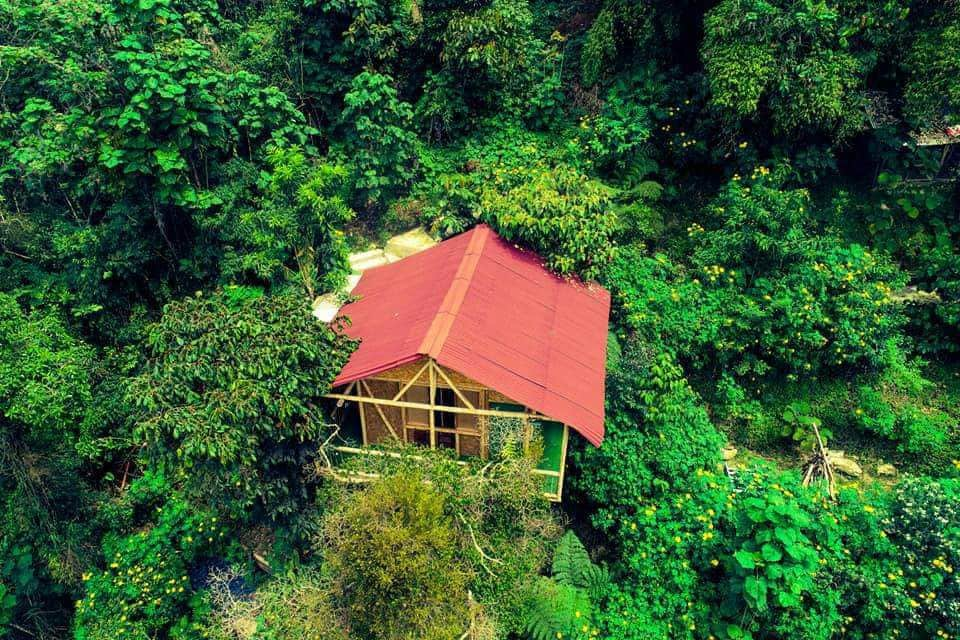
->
[392,360,431,401]
[556,424,570,499]
[522,416,531,456]
[322,393,550,420]
[331,445,469,467]
[333,381,356,406]
[358,384,368,445]
[360,379,400,441]
[432,361,475,409]
[479,390,488,461]
[531,469,561,478]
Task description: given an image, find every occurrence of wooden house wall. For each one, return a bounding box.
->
[361,379,401,444]
[338,357,569,500]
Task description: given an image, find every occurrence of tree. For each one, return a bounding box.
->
[130,289,354,528]
[0,294,102,633]
[0,0,314,328]
[200,147,354,296]
[701,0,881,139]
[339,72,417,208]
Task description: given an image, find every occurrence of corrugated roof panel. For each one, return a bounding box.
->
[331,224,610,446]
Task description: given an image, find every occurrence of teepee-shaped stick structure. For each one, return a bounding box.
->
[802,421,836,499]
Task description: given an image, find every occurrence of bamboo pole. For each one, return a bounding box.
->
[322,392,551,420]
[429,363,437,449]
[360,379,401,441]
[391,360,431,401]
[556,424,570,499]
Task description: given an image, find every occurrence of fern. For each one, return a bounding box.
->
[630,179,664,201]
[521,533,610,640]
[523,577,592,640]
[551,531,609,599]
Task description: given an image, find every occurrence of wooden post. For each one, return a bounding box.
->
[522,415,531,456]
[429,362,437,449]
[479,390,488,460]
[358,383,368,445]
[556,424,570,499]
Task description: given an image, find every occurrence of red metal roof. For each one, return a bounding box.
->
[332,225,610,446]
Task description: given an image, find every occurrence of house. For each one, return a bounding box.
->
[323,224,610,500]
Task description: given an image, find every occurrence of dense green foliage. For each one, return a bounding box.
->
[322,473,470,640]
[2,0,960,638]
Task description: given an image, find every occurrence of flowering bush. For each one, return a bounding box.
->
[882,478,960,638]
[606,168,908,385]
[73,498,229,640]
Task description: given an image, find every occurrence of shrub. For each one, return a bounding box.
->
[316,439,563,638]
[73,497,227,640]
[850,343,960,469]
[590,468,730,640]
[320,473,470,640]
[203,568,346,640]
[713,470,842,639]
[881,478,960,637]
[574,341,723,527]
[607,168,909,384]
[476,164,619,279]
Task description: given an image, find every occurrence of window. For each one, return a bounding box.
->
[401,385,484,456]
[434,387,456,428]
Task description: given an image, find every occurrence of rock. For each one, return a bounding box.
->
[384,227,437,261]
[876,463,897,477]
[311,293,343,323]
[827,450,863,478]
[344,273,362,294]
[722,446,738,461]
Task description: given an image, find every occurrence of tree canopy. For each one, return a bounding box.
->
[1,0,959,639]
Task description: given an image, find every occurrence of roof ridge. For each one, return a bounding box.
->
[418,225,490,358]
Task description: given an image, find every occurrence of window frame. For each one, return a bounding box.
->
[401,384,483,457]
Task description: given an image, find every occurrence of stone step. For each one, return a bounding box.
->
[348,248,389,273]
[384,227,437,261]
